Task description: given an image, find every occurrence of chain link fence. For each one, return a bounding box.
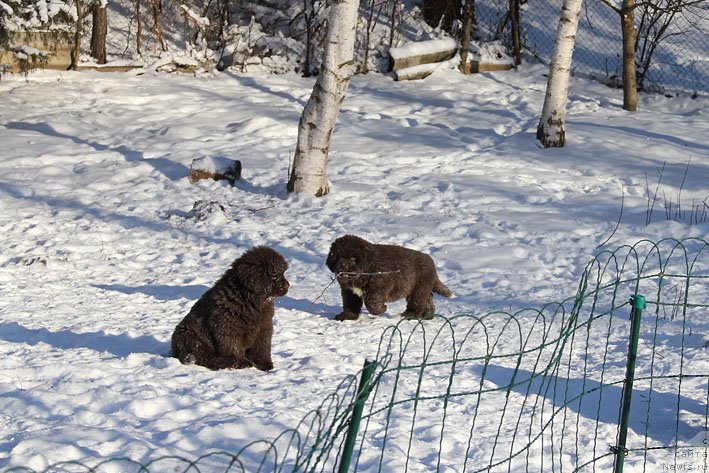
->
[4,0,703,93]
[80,0,706,94]
[521,0,709,95]
[470,0,708,95]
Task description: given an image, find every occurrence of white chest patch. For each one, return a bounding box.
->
[351,287,365,297]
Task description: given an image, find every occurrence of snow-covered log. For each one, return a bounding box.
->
[467,42,514,72]
[389,37,457,72]
[394,62,446,81]
[188,157,242,185]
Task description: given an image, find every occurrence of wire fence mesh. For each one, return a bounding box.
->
[521,0,709,95]
[470,0,709,94]
[59,0,708,93]
[345,238,708,472]
[6,238,707,473]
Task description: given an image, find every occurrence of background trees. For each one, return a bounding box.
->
[2,0,706,94]
[2,0,706,152]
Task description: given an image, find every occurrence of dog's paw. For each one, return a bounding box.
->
[254,361,274,371]
[180,353,197,365]
[365,303,387,316]
[334,311,360,321]
[214,357,248,370]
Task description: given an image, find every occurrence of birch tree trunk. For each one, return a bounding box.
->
[536,0,583,148]
[287,0,359,197]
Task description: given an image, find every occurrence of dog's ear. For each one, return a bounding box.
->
[262,253,288,279]
[326,258,335,272]
[232,257,269,296]
[326,247,339,272]
[348,236,373,263]
[233,247,289,296]
[233,258,263,288]
[358,245,374,265]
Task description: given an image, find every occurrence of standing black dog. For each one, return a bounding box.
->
[171,246,289,370]
[326,235,454,321]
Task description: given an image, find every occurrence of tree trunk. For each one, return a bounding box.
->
[459,0,473,74]
[303,0,314,77]
[287,0,359,197]
[69,0,83,70]
[361,0,378,74]
[151,0,166,52]
[388,0,398,49]
[91,3,107,64]
[135,0,142,55]
[620,0,638,111]
[536,0,583,148]
[510,0,522,66]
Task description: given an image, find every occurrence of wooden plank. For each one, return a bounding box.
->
[471,61,514,73]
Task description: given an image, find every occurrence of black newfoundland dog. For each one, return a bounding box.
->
[171,246,289,370]
[326,235,453,321]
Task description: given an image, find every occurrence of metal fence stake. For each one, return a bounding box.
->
[338,359,377,473]
[613,294,646,473]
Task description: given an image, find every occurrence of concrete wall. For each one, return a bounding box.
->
[1,31,73,73]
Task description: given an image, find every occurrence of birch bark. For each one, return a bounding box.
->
[536,0,583,148]
[287,0,359,197]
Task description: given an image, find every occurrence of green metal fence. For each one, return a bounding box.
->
[341,237,708,473]
[6,238,708,473]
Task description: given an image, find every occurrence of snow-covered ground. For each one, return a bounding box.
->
[0,65,707,472]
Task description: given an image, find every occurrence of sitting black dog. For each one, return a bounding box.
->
[171,246,289,370]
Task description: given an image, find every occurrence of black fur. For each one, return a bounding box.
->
[171,246,289,370]
[326,235,453,321]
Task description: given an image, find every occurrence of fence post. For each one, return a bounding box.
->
[612,294,646,473]
[338,359,377,473]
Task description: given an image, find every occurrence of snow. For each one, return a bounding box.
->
[180,5,210,29]
[388,37,458,61]
[0,65,707,472]
[0,2,13,16]
[190,156,239,176]
[8,45,48,60]
[469,41,513,65]
[394,59,457,81]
